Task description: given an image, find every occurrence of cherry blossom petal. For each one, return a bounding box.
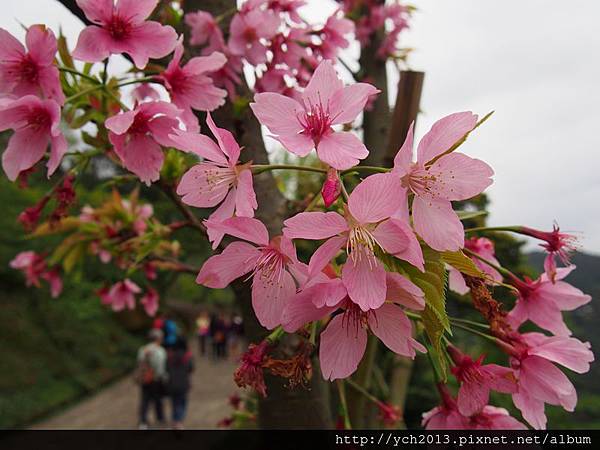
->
[512,391,547,430]
[448,266,469,295]
[520,356,577,410]
[373,218,424,270]
[250,92,304,135]
[74,0,113,24]
[196,241,260,288]
[412,196,463,252]
[308,236,346,277]
[235,168,257,217]
[25,25,57,64]
[115,0,159,24]
[48,134,68,177]
[302,60,343,108]
[536,280,591,311]
[319,314,367,380]
[457,381,489,417]
[368,303,426,357]
[2,129,48,181]
[206,191,237,250]
[206,112,240,163]
[282,287,335,332]
[385,272,425,310]
[392,122,414,174]
[416,111,478,165]
[274,132,314,157]
[206,216,269,246]
[72,26,111,62]
[316,131,369,170]
[124,21,177,69]
[176,164,231,207]
[169,129,228,164]
[252,269,296,329]
[110,133,163,186]
[348,173,402,224]
[528,336,593,374]
[342,257,387,311]
[427,152,494,201]
[329,83,380,125]
[283,211,348,240]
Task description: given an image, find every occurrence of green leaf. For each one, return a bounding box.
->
[456,210,488,220]
[441,250,485,277]
[57,32,74,69]
[380,247,450,379]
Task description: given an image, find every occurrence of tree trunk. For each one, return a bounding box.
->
[182,0,333,429]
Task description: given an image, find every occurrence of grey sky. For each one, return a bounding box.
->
[2,1,599,253]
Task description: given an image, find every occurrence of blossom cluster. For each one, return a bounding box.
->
[185,0,356,99]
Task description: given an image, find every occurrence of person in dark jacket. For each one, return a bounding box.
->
[166,337,194,429]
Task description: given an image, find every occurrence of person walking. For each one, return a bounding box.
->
[166,337,194,429]
[136,328,167,429]
[196,312,210,357]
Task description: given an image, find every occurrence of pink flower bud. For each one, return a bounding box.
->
[321,168,341,207]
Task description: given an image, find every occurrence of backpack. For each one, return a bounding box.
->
[133,349,155,385]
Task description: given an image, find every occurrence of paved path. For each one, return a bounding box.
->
[32,351,240,430]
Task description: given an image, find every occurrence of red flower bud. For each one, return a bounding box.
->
[321,168,341,207]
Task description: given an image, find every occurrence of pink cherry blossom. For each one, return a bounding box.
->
[105,101,181,185]
[447,345,517,416]
[0,95,67,181]
[422,384,526,430]
[266,0,306,23]
[448,237,503,294]
[283,173,423,311]
[391,113,494,251]
[228,9,280,65]
[104,279,141,311]
[0,25,65,104]
[508,332,593,429]
[185,11,225,49]
[202,40,243,100]
[140,287,159,316]
[196,217,302,329]
[158,39,227,132]
[10,251,62,298]
[282,273,425,380]
[507,266,591,336]
[170,113,257,248]
[251,60,379,170]
[520,224,579,282]
[72,0,177,69]
[131,82,160,103]
[318,13,355,60]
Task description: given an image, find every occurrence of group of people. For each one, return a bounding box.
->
[134,311,244,429]
[135,317,193,430]
[196,311,244,360]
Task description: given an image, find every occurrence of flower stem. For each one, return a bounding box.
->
[340,166,390,176]
[58,66,100,84]
[463,248,517,281]
[251,164,327,175]
[116,76,160,88]
[346,378,380,405]
[65,84,105,103]
[337,380,352,430]
[464,225,521,233]
[309,321,318,345]
[450,321,498,343]
[266,326,285,343]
